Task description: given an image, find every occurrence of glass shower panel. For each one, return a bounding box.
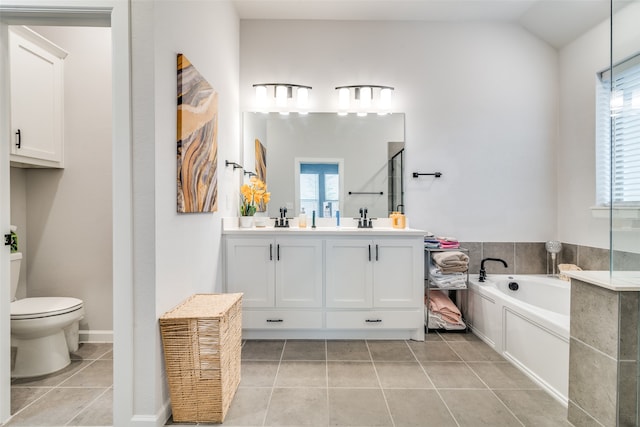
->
[610,0,640,279]
[611,1,640,425]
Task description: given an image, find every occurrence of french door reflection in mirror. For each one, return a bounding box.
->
[295,158,344,218]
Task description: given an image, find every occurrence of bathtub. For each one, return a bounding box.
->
[467,274,569,405]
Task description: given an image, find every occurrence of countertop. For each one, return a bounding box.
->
[222,217,425,237]
[565,270,640,291]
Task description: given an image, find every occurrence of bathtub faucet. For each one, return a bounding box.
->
[479,258,508,282]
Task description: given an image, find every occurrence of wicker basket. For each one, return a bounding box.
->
[159,293,242,423]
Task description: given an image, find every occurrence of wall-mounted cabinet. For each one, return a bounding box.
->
[9,26,67,168]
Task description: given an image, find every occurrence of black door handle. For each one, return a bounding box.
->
[277,244,280,261]
[365,319,382,323]
[368,244,371,261]
[376,244,379,261]
[270,243,273,260]
[15,129,21,149]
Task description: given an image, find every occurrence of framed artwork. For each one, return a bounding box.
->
[255,138,267,211]
[176,53,218,213]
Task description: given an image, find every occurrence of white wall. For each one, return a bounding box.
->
[557,2,640,253]
[9,26,113,334]
[240,20,559,241]
[129,0,240,423]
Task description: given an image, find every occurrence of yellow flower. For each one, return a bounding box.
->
[240,178,269,216]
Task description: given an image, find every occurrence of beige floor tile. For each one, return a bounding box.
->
[328,388,392,426]
[240,361,279,387]
[468,361,541,389]
[60,360,113,388]
[439,389,523,427]
[327,340,371,361]
[266,387,328,426]
[375,362,434,389]
[408,341,462,362]
[367,340,416,362]
[274,361,327,387]
[282,340,326,361]
[421,361,486,389]
[67,388,113,426]
[495,389,570,427]
[242,340,285,361]
[385,389,457,426]
[223,387,271,426]
[11,360,92,387]
[328,361,379,388]
[5,388,105,426]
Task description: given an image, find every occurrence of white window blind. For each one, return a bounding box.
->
[596,53,640,206]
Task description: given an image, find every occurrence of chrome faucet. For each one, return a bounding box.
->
[479,258,508,282]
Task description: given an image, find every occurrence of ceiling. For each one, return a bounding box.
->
[232,0,630,48]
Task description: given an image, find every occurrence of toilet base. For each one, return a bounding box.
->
[11,329,71,378]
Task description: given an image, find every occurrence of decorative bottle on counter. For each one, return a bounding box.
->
[299,208,307,228]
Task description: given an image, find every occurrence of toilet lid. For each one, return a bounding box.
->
[11,297,83,320]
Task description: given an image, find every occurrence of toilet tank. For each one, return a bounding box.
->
[10,252,22,301]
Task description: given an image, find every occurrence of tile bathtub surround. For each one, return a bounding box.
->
[7,342,113,426]
[568,279,639,427]
[166,335,570,426]
[461,241,639,276]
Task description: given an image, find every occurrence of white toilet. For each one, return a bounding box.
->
[10,252,85,378]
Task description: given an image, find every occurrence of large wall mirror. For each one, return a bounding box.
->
[243,112,405,219]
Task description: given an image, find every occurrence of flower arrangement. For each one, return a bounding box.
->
[240,177,270,216]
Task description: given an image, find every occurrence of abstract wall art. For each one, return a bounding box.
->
[255,138,267,211]
[177,53,218,213]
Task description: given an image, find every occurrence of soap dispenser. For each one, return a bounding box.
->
[299,208,307,228]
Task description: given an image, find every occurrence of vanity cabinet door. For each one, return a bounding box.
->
[325,238,373,308]
[372,239,423,308]
[9,27,67,168]
[226,238,275,308]
[274,238,323,308]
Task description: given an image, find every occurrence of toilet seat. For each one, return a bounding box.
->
[11,297,84,320]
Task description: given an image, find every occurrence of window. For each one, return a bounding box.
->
[299,162,340,217]
[596,53,640,207]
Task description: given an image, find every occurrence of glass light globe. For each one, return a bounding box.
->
[545,240,562,276]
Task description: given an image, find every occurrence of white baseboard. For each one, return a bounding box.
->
[79,329,113,343]
[128,400,171,427]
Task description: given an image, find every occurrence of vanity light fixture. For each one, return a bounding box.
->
[335,85,394,116]
[252,83,312,114]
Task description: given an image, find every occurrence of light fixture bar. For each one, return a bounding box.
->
[335,85,395,116]
[253,83,313,90]
[252,83,313,114]
[334,85,395,91]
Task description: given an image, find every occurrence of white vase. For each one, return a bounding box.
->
[239,216,254,228]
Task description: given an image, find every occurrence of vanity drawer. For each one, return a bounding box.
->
[326,310,422,329]
[243,310,323,329]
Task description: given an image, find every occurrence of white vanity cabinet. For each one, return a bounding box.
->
[9,26,67,168]
[225,236,324,329]
[325,238,423,332]
[223,226,425,340]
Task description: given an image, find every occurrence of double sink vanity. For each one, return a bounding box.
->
[222,217,425,341]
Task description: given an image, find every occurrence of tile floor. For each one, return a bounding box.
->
[6,332,570,427]
[169,331,570,426]
[7,342,113,426]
